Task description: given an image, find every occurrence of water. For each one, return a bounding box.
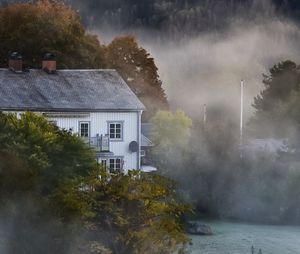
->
[190,221,300,254]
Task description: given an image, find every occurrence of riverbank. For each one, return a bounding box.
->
[189,221,300,254]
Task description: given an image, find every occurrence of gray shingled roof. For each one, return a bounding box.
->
[0,69,145,111]
[141,123,154,147]
[141,134,154,147]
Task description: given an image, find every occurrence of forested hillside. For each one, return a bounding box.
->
[1,1,299,39]
[1,0,299,39]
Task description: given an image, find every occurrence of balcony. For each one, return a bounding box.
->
[82,135,113,156]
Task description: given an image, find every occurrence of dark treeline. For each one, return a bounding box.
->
[57,0,300,38]
[1,1,300,41]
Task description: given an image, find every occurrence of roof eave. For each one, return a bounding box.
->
[0,107,145,112]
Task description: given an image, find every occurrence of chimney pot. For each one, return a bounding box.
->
[42,53,56,74]
[9,52,23,73]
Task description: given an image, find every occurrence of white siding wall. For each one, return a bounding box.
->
[13,111,140,172]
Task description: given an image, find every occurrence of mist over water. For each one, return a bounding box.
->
[190,221,300,254]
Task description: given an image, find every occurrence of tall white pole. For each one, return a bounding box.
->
[240,80,244,158]
[203,104,207,124]
[240,80,244,139]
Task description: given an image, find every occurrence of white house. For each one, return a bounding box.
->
[0,52,146,173]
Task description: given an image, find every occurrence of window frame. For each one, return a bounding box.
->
[107,121,124,141]
[108,157,123,173]
[140,150,146,157]
[100,159,107,168]
[79,121,90,138]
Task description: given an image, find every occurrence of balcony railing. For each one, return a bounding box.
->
[82,136,99,147]
[81,135,110,153]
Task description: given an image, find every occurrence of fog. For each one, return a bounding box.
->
[147,21,300,119]
[81,2,300,223]
[1,1,300,253]
[94,19,300,123]
[90,14,300,224]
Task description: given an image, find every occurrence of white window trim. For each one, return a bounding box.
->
[140,150,146,157]
[107,121,124,141]
[79,121,90,138]
[108,157,124,173]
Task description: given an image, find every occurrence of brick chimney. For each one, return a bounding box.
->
[42,53,56,74]
[9,52,23,73]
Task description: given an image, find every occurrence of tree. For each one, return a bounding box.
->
[150,110,192,175]
[0,112,191,254]
[0,112,96,196]
[0,0,106,69]
[52,168,191,254]
[106,36,169,120]
[253,60,300,113]
[249,60,300,138]
[0,112,98,254]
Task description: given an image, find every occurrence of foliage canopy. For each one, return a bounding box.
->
[0,111,96,197]
[106,36,169,120]
[53,168,191,254]
[0,0,105,69]
[0,112,190,254]
[250,60,300,137]
[150,110,193,175]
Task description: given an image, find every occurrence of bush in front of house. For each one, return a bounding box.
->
[0,112,191,254]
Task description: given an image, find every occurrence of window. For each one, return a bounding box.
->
[100,159,107,168]
[108,122,123,140]
[79,122,90,137]
[109,158,122,173]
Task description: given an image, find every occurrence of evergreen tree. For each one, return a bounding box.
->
[249,60,300,138]
[253,60,300,113]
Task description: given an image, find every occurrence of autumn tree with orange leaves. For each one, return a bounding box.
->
[0,0,168,119]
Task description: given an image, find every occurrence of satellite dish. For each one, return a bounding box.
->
[129,141,139,152]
